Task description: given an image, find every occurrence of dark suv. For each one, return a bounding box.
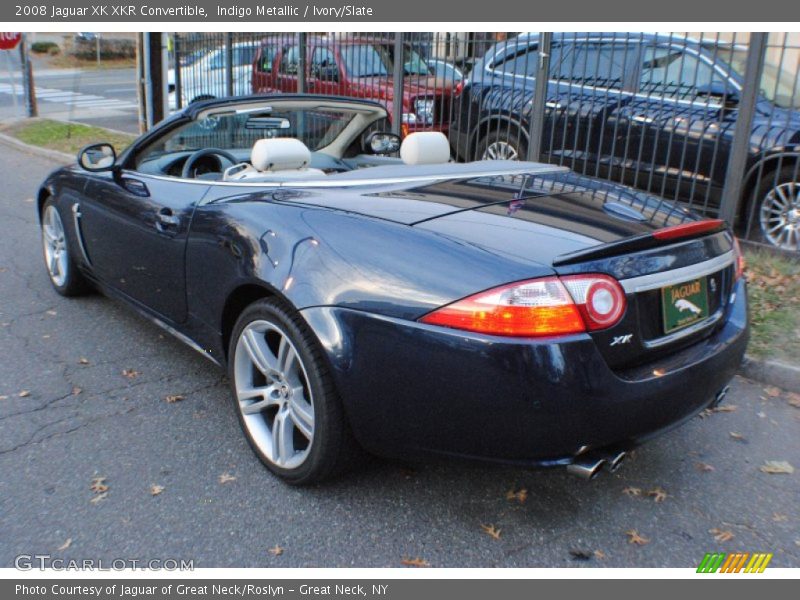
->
[450,33,800,249]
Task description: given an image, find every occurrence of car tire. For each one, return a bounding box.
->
[477,129,528,162]
[228,297,359,485]
[749,165,800,251]
[40,198,92,297]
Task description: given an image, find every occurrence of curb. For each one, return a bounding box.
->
[739,355,800,393]
[0,131,74,164]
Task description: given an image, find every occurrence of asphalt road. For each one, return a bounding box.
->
[0,58,139,134]
[0,149,799,569]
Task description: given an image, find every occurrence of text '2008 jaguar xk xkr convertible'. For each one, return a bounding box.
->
[37,95,749,484]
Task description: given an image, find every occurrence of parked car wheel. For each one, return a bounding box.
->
[40,199,91,296]
[478,129,527,162]
[228,298,357,485]
[753,165,800,251]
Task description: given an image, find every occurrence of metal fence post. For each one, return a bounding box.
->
[392,32,404,135]
[297,32,307,94]
[526,32,551,162]
[19,34,37,117]
[174,34,182,110]
[719,32,768,225]
[225,33,234,97]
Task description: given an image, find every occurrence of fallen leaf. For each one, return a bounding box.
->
[505,487,528,504]
[625,530,649,545]
[18,390,31,398]
[786,393,800,408]
[593,549,607,560]
[165,394,185,403]
[0,395,7,400]
[150,484,164,496]
[78,358,90,365]
[480,524,502,540]
[696,462,715,472]
[218,472,236,484]
[90,477,108,494]
[729,431,747,442]
[57,538,72,551]
[772,513,789,522]
[122,369,140,379]
[712,405,737,413]
[764,386,782,398]
[647,487,668,503]
[46,310,57,316]
[267,545,283,556]
[623,486,642,497]
[89,492,108,505]
[710,528,734,542]
[760,460,795,474]
[400,557,430,567]
[72,387,82,396]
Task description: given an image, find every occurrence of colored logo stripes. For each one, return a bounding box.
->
[697,552,773,573]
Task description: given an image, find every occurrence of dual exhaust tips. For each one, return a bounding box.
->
[566,449,627,479]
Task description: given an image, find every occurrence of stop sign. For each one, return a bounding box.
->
[0,33,22,50]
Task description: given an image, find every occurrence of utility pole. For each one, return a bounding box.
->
[19,33,37,117]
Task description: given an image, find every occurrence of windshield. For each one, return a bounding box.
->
[340,43,435,78]
[710,45,800,109]
[135,107,356,171]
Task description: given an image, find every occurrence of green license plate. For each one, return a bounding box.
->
[661,277,709,334]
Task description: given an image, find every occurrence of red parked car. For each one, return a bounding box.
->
[251,35,458,134]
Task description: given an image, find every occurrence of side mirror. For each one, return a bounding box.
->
[364,131,401,155]
[78,143,117,172]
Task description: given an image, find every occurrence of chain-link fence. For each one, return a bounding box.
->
[170,31,800,254]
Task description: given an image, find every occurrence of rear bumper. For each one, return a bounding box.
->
[301,279,748,467]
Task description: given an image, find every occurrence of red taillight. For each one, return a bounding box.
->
[732,236,745,281]
[652,219,724,240]
[454,80,465,96]
[419,275,626,337]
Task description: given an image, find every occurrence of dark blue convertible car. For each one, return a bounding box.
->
[38,95,748,484]
[450,33,800,251]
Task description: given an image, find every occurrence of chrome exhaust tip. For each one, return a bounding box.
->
[604,450,627,473]
[566,456,606,479]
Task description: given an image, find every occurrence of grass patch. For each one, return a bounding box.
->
[744,248,800,363]
[0,118,135,157]
[44,54,137,70]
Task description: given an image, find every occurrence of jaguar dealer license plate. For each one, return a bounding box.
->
[661,277,709,334]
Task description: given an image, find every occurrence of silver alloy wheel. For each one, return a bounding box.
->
[233,320,315,470]
[482,140,519,161]
[759,180,800,251]
[42,205,68,287]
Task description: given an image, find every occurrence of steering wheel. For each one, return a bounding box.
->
[181,148,239,179]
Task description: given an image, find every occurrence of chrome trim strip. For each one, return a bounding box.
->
[643,310,724,349]
[620,251,734,294]
[151,317,221,366]
[71,203,92,266]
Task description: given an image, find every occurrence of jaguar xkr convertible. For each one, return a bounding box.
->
[37,95,749,484]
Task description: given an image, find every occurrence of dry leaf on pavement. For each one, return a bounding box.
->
[78,358,90,365]
[695,462,715,472]
[786,393,800,408]
[57,538,72,551]
[712,405,737,413]
[72,387,82,396]
[505,487,528,504]
[219,472,237,484]
[710,528,734,542]
[122,369,140,379]
[480,524,502,540]
[46,310,57,316]
[764,386,782,398]
[729,431,746,442]
[267,545,284,556]
[625,530,649,545]
[18,390,30,398]
[165,394,185,403]
[623,487,642,497]
[150,484,165,496]
[89,492,108,505]
[401,557,430,567]
[594,550,607,560]
[772,513,789,522]
[647,487,668,503]
[760,461,794,474]
[90,477,108,494]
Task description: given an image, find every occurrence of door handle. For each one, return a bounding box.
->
[156,208,179,232]
[122,177,149,197]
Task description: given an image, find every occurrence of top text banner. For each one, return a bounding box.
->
[4,0,800,22]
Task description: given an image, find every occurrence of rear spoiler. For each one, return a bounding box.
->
[553,219,727,267]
